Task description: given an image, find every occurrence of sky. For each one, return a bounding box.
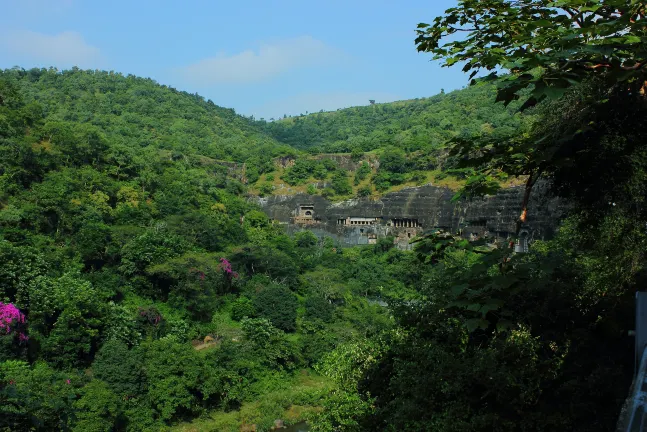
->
[0,0,465,119]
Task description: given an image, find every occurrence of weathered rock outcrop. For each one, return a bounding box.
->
[252,182,564,248]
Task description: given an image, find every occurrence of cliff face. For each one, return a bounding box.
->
[252,183,564,248]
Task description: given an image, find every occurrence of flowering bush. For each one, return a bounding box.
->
[0,302,28,342]
[219,258,238,280]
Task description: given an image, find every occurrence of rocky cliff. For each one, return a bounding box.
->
[252,182,564,249]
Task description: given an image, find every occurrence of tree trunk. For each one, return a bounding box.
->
[515,171,540,235]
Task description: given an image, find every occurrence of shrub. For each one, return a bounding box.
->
[357,186,371,197]
[304,296,334,323]
[331,171,352,195]
[93,340,146,398]
[379,147,407,173]
[350,148,364,162]
[354,162,372,185]
[230,297,256,321]
[253,285,298,332]
[321,188,335,198]
[258,183,274,196]
[295,231,318,248]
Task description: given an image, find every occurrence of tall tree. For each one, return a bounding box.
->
[415,0,647,231]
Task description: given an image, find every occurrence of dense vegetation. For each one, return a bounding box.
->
[1,1,646,431]
[312,1,646,431]
[250,84,532,200]
[261,85,526,154]
[0,68,413,431]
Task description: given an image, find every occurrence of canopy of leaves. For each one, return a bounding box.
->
[261,84,525,152]
[416,0,647,108]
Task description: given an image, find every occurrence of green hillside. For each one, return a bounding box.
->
[1,15,645,429]
[261,84,530,153]
[0,68,408,431]
[2,67,293,164]
[244,84,532,200]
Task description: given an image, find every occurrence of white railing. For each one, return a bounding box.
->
[617,292,647,431]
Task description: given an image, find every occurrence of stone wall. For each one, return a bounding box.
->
[252,182,564,248]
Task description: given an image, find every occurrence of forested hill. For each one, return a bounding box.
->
[0,67,292,163]
[0,66,417,431]
[261,84,529,153]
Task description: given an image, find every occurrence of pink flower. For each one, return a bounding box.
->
[0,302,28,341]
[219,258,239,279]
[66,379,71,385]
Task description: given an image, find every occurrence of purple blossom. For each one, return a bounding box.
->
[219,258,239,280]
[0,302,28,341]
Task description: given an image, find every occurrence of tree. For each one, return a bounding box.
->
[304,295,334,323]
[295,230,318,248]
[72,380,122,432]
[93,340,146,398]
[29,273,106,368]
[354,161,371,185]
[230,296,255,321]
[0,361,78,431]
[331,171,352,195]
[350,147,364,162]
[119,229,188,277]
[253,284,298,332]
[415,0,647,108]
[240,318,299,369]
[379,147,407,173]
[415,0,647,232]
[144,337,205,423]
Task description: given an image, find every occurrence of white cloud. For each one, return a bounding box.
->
[0,30,102,68]
[179,36,343,85]
[249,91,402,120]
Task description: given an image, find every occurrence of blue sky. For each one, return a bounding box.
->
[0,0,465,119]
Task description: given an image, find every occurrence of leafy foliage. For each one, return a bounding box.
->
[253,285,299,332]
[415,0,647,108]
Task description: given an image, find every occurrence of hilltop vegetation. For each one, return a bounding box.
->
[248,84,531,200]
[3,66,291,163]
[261,84,529,153]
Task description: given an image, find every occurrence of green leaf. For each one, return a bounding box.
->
[466,303,482,312]
[624,35,642,44]
[465,318,489,332]
[451,283,469,296]
[496,319,513,332]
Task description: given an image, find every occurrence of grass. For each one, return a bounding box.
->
[170,371,331,432]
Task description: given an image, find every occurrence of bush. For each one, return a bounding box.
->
[409,171,428,184]
[331,171,352,195]
[230,297,256,321]
[253,285,299,332]
[322,159,338,171]
[372,171,405,192]
[357,186,371,197]
[93,340,146,398]
[354,162,372,185]
[258,183,274,196]
[313,163,328,180]
[282,159,315,185]
[295,231,318,248]
[379,147,407,173]
[304,296,334,323]
[350,148,364,162]
[321,188,335,198]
